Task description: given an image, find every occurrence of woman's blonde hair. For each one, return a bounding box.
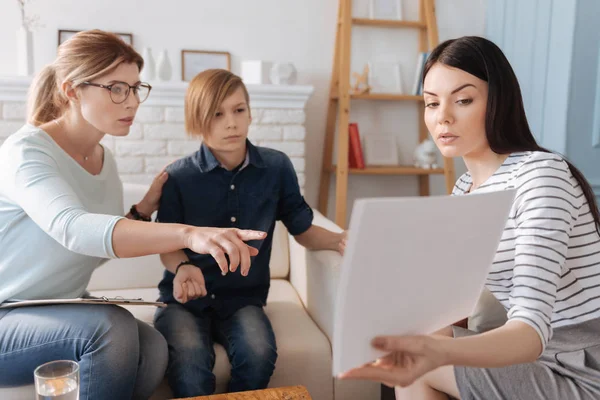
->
[28,29,144,126]
[184,69,250,137]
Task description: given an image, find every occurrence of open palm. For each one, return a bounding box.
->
[339,335,444,388]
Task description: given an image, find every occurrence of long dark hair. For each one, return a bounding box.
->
[423,36,600,234]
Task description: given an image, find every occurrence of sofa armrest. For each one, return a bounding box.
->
[289,209,343,342]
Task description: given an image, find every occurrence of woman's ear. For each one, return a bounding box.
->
[61,81,79,103]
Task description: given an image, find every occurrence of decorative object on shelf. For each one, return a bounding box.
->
[181,50,231,82]
[364,135,399,166]
[241,60,273,84]
[16,0,42,77]
[369,0,403,20]
[57,29,133,47]
[17,24,34,77]
[157,49,173,81]
[140,48,156,81]
[351,64,371,95]
[270,63,297,85]
[413,138,438,169]
[368,61,403,93]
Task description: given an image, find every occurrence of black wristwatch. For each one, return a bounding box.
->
[130,204,151,222]
[175,260,194,275]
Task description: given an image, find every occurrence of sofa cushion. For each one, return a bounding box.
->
[88,279,332,399]
[468,288,508,332]
[269,222,290,279]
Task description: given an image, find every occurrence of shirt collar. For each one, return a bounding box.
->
[197,139,266,173]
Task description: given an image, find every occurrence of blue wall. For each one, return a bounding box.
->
[486,0,600,204]
[567,0,600,205]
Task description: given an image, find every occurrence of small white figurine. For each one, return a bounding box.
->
[414,139,439,169]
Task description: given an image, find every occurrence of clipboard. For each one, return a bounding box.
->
[0,296,166,309]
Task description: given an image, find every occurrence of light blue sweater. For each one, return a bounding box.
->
[0,125,124,302]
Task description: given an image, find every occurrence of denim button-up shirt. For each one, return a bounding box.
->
[156,140,313,318]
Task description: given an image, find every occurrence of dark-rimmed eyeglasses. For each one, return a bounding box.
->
[80,81,152,104]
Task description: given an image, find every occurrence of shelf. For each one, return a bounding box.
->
[352,93,423,101]
[328,165,445,176]
[332,93,423,101]
[352,18,427,29]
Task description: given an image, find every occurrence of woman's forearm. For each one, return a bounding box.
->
[111,218,191,258]
[439,320,543,368]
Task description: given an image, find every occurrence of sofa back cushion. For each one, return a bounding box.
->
[87,183,289,291]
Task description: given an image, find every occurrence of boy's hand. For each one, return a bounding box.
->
[173,264,207,304]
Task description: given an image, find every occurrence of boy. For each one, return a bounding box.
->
[154,69,345,397]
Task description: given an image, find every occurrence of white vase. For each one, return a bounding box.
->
[156,50,172,81]
[140,48,156,81]
[16,24,34,76]
[270,63,297,85]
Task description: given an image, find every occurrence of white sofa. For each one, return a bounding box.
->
[0,183,379,400]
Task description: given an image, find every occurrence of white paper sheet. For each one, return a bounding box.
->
[333,190,515,375]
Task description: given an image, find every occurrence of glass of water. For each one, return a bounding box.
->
[34,360,79,400]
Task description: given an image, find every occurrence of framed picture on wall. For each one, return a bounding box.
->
[368,61,403,93]
[364,135,399,166]
[181,50,231,81]
[57,30,133,47]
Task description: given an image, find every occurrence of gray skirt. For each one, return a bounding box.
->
[453,317,600,400]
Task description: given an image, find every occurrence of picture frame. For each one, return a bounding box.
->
[364,135,399,166]
[368,61,403,93]
[369,0,403,20]
[181,50,231,82]
[58,30,133,47]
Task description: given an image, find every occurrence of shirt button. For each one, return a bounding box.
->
[211,294,216,299]
[231,216,236,223]
[230,184,235,190]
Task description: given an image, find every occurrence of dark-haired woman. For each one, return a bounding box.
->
[340,36,600,400]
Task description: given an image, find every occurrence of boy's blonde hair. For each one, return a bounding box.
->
[184,69,251,137]
[28,29,144,126]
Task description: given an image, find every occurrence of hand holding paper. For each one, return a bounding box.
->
[332,190,515,375]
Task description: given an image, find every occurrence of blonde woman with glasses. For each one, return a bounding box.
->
[0,30,265,400]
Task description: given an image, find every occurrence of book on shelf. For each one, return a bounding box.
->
[348,123,365,169]
[412,51,430,96]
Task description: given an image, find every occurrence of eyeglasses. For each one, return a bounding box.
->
[80,81,152,104]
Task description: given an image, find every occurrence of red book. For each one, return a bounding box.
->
[348,132,358,168]
[348,123,365,169]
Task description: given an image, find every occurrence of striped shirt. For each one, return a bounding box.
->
[453,151,600,350]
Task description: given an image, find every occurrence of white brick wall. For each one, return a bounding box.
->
[168,140,201,156]
[0,102,307,188]
[165,107,185,123]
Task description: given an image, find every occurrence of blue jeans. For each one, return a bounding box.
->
[154,304,277,397]
[0,304,168,400]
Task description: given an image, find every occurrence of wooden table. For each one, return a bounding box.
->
[174,386,312,400]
